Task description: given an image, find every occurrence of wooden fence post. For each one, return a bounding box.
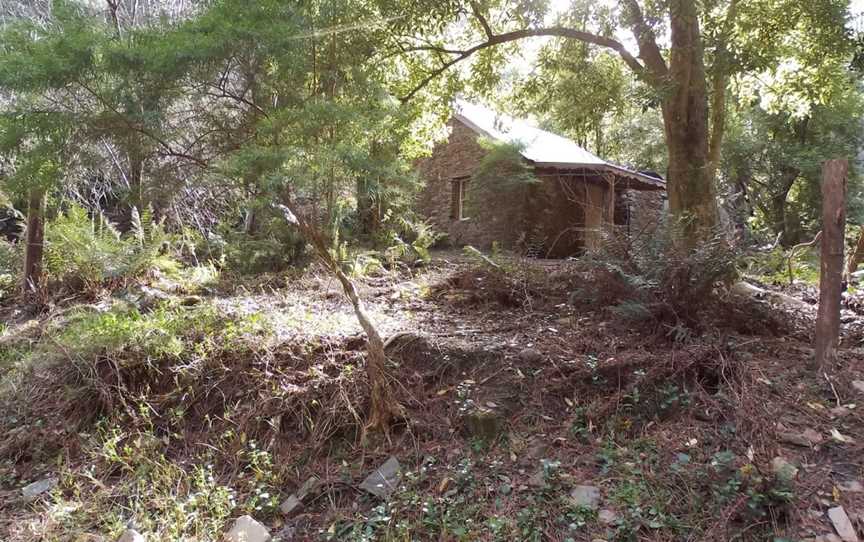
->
[813,159,848,370]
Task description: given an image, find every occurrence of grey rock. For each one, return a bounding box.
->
[279,495,301,515]
[463,407,505,441]
[225,515,271,542]
[802,428,824,444]
[279,476,320,515]
[778,431,814,447]
[297,476,319,499]
[852,381,864,394]
[731,281,811,310]
[771,457,799,483]
[827,506,859,542]
[569,485,601,510]
[527,469,547,489]
[598,508,618,525]
[831,406,851,418]
[21,477,58,500]
[359,457,401,498]
[117,529,145,542]
[275,524,296,540]
[518,348,542,363]
[121,286,172,312]
[838,480,863,493]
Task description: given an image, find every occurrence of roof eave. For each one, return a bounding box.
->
[533,162,666,190]
[453,112,665,191]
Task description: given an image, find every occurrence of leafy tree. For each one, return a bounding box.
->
[381,0,853,241]
[721,84,864,245]
[143,0,414,430]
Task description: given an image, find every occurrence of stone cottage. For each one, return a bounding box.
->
[416,100,666,257]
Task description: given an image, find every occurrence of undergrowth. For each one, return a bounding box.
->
[571,225,742,339]
[44,205,173,290]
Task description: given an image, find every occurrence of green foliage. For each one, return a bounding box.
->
[744,245,819,286]
[722,84,864,244]
[379,212,443,266]
[52,303,221,361]
[575,224,740,335]
[0,239,21,299]
[44,205,172,287]
[207,222,308,276]
[472,137,538,190]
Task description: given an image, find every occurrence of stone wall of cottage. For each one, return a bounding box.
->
[618,189,666,238]
[416,118,667,255]
[530,171,612,256]
[416,119,529,248]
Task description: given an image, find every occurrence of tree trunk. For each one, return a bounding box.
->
[707,69,727,183]
[22,187,46,292]
[769,193,789,247]
[813,159,848,370]
[769,168,799,247]
[661,0,718,239]
[278,198,402,433]
[128,146,145,216]
[356,177,379,236]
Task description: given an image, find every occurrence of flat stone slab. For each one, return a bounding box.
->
[598,508,618,525]
[21,477,58,500]
[359,457,401,498]
[828,506,859,542]
[279,494,301,515]
[569,485,601,510]
[280,475,320,515]
[117,529,145,542]
[225,515,271,542]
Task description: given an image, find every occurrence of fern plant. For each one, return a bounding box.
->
[45,204,172,288]
[380,212,442,266]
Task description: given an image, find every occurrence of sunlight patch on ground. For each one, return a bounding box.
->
[214,281,423,342]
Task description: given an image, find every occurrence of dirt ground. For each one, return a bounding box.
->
[0,251,862,541]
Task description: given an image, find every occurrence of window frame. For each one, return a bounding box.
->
[450,176,470,221]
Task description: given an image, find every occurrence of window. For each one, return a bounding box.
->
[450,177,469,220]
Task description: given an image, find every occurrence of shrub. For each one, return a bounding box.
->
[44,205,172,288]
[203,212,308,275]
[0,239,21,299]
[573,224,739,335]
[379,212,442,266]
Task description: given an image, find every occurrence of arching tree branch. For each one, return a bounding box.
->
[400,25,646,102]
[620,0,668,79]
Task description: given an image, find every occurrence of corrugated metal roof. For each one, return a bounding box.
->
[453,99,665,189]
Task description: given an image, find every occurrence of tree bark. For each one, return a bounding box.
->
[356,177,380,236]
[660,0,718,239]
[769,167,799,247]
[277,198,402,433]
[707,68,727,183]
[22,187,46,292]
[813,159,848,370]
